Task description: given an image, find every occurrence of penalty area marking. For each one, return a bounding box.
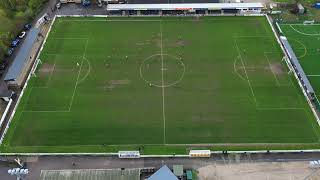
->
[46,60,56,87]
[264,52,280,86]
[23,39,89,113]
[32,59,57,88]
[289,25,320,36]
[234,39,257,106]
[77,56,91,85]
[233,56,246,81]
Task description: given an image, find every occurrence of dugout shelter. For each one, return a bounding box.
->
[106,3,264,16]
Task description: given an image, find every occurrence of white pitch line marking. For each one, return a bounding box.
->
[32,59,57,89]
[46,60,56,87]
[281,23,320,26]
[289,25,320,36]
[68,39,88,111]
[233,56,246,81]
[160,21,166,145]
[234,39,257,105]
[77,57,92,85]
[307,75,320,77]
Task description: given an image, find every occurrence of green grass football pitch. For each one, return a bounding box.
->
[2,16,320,153]
[280,24,320,105]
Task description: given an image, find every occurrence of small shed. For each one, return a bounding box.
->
[147,165,178,180]
[186,170,193,180]
[314,3,320,9]
[297,3,305,14]
[173,165,183,177]
[0,81,14,101]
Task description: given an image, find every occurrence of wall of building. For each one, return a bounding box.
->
[127,0,220,4]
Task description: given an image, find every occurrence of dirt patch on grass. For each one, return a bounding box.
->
[192,16,201,22]
[238,66,269,73]
[269,63,285,75]
[154,38,161,48]
[238,65,283,74]
[103,80,131,91]
[39,63,54,77]
[110,80,130,85]
[192,115,208,122]
[135,42,145,46]
[175,40,189,47]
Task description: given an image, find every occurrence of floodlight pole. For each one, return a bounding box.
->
[8,168,28,180]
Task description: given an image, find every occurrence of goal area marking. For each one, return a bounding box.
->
[233,37,305,110]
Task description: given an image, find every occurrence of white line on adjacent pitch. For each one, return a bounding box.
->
[307,75,320,77]
[289,25,320,36]
[160,21,166,144]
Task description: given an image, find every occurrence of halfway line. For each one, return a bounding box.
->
[160,21,166,144]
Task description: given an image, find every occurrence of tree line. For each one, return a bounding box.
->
[0,0,48,60]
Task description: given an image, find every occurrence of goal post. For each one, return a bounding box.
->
[303,20,315,25]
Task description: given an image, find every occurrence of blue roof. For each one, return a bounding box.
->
[148,165,178,180]
[4,28,40,81]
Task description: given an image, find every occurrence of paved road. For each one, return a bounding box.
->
[1,152,320,179]
[127,0,219,3]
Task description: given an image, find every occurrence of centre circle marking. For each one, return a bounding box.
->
[140,54,185,88]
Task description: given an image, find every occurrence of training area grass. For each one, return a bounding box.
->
[2,16,320,153]
[280,23,320,105]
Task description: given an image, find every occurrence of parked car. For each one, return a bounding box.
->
[24,23,32,30]
[11,38,20,47]
[6,48,14,57]
[18,31,26,39]
[82,0,91,7]
[56,2,61,9]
